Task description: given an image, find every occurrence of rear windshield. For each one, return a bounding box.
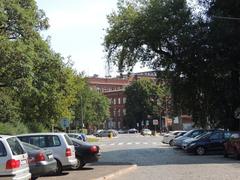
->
[7,137,25,155]
[0,141,7,157]
[22,142,41,151]
[64,134,73,145]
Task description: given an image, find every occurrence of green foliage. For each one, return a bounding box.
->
[104,0,240,130]
[0,122,29,135]
[0,0,110,133]
[124,78,169,128]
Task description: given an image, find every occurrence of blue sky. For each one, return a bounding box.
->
[36,1,153,77]
[36,0,119,77]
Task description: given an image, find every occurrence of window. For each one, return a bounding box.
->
[113,98,116,104]
[210,132,223,140]
[64,135,73,145]
[123,109,126,115]
[46,136,61,147]
[118,109,121,116]
[0,141,7,157]
[7,137,25,155]
[123,97,126,104]
[118,97,121,104]
[29,136,46,148]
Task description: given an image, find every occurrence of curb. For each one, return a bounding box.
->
[92,164,137,180]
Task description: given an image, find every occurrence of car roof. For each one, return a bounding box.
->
[0,135,16,139]
[17,132,67,136]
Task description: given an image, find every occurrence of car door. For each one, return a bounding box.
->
[208,132,224,151]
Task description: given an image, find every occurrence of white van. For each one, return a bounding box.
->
[0,135,31,180]
[17,133,77,174]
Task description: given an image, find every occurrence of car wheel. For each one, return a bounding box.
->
[196,146,205,155]
[169,140,174,146]
[71,158,85,170]
[56,159,63,175]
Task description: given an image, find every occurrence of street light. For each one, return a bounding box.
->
[80,95,84,131]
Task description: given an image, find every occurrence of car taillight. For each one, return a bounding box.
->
[66,148,72,157]
[90,146,98,153]
[35,152,45,162]
[6,159,20,169]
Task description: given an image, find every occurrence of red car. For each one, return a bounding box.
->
[224,132,240,159]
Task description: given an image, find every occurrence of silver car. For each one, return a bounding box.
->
[22,142,57,179]
[0,135,31,180]
[17,133,77,175]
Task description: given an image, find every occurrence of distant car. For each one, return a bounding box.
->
[0,135,31,180]
[21,142,57,179]
[17,133,77,175]
[162,131,186,146]
[224,132,240,158]
[93,130,103,137]
[128,128,138,134]
[68,133,87,142]
[141,129,152,136]
[71,138,100,169]
[182,130,231,155]
[173,129,206,148]
[118,129,127,134]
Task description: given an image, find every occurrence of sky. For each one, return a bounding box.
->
[36,0,149,77]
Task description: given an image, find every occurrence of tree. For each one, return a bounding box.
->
[124,78,168,128]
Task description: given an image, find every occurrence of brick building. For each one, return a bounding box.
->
[87,72,157,129]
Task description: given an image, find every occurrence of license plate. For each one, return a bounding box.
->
[48,154,53,159]
[21,160,27,165]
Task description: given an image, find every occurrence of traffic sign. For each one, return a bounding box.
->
[60,118,69,129]
[153,119,158,125]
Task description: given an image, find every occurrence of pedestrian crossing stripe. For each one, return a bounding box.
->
[97,142,164,146]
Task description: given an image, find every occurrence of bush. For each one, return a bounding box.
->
[0,122,29,135]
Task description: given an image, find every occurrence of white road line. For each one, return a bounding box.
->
[152,142,157,145]
[118,142,124,145]
[135,142,140,145]
[126,142,132,145]
[110,143,115,146]
[143,142,148,145]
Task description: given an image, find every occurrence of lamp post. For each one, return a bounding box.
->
[80,95,84,132]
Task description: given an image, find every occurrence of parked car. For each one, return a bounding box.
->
[17,133,77,175]
[68,133,87,142]
[93,130,103,137]
[173,129,206,148]
[141,129,152,136]
[96,130,118,137]
[118,129,128,134]
[182,130,231,155]
[162,131,186,146]
[128,128,138,134]
[0,135,31,180]
[224,132,240,158]
[21,142,57,179]
[70,138,100,169]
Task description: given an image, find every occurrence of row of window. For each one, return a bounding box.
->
[112,108,126,117]
[110,97,126,105]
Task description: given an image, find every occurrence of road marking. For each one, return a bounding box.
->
[110,143,115,146]
[143,142,148,145]
[135,142,140,145]
[152,142,157,145]
[126,142,132,145]
[118,142,124,145]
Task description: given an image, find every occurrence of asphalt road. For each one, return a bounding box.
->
[41,134,240,180]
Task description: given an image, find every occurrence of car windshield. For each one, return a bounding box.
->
[7,137,25,155]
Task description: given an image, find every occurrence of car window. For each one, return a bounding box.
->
[210,132,223,140]
[29,136,46,148]
[22,142,41,151]
[224,132,232,139]
[230,133,240,139]
[45,136,61,147]
[0,141,7,157]
[7,137,25,155]
[64,135,73,145]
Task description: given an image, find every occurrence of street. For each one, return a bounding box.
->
[41,134,240,180]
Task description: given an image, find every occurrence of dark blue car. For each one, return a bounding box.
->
[183,130,231,155]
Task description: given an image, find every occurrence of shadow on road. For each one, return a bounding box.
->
[96,147,240,167]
